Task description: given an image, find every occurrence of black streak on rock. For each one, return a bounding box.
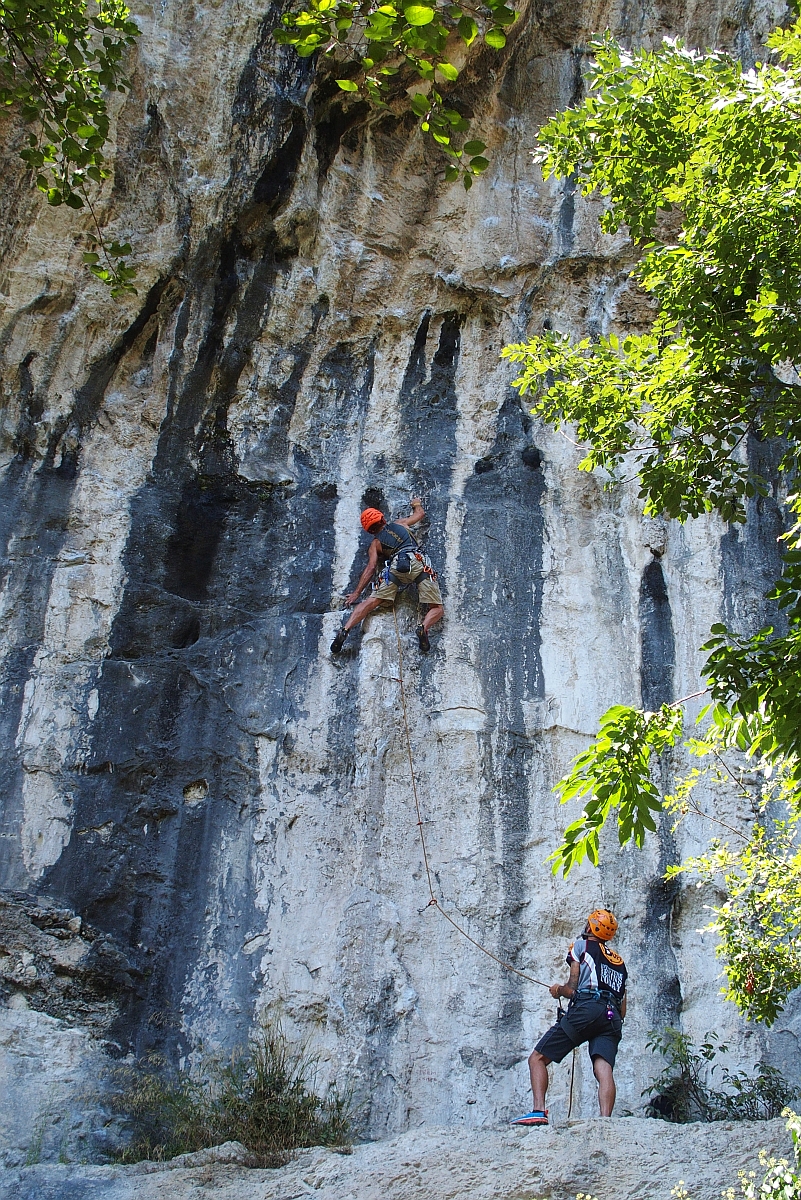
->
[639,556,681,1029]
[0,277,174,889]
[461,395,545,1036]
[639,558,674,711]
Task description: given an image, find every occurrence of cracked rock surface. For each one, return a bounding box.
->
[0,1119,794,1200]
[0,892,137,1034]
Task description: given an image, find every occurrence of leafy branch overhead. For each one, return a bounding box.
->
[0,0,140,293]
[504,30,801,523]
[274,0,518,186]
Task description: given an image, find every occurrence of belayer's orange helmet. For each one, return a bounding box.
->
[360,507,384,532]
[587,909,618,941]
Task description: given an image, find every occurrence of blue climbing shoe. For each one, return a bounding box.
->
[510,1109,549,1126]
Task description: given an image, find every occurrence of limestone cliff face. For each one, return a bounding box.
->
[0,0,797,1148]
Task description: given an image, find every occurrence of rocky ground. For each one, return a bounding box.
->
[0,1118,794,1200]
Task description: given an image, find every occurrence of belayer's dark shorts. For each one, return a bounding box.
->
[534,996,623,1068]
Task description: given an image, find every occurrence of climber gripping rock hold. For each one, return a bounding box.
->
[511,909,628,1126]
[331,498,444,655]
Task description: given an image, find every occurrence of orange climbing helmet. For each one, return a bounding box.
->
[587,909,618,941]
[360,507,385,532]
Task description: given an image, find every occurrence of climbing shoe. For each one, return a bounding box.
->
[510,1110,549,1126]
[416,624,430,653]
[330,628,348,655]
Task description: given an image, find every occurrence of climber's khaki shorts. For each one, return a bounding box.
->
[372,558,443,606]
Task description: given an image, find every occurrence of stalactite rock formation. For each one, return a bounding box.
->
[0,0,798,1167]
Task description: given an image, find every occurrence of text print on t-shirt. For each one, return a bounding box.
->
[600,963,624,993]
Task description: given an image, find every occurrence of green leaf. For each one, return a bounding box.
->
[336,79,360,90]
[463,139,486,154]
[444,164,460,181]
[469,155,489,173]
[484,27,506,47]
[437,61,459,80]
[458,14,477,43]
[403,4,435,24]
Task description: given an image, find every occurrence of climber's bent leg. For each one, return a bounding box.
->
[416,572,444,652]
[331,589,393,654]
[421,603,444,633]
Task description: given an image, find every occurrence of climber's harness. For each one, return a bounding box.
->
[374,522,439,590]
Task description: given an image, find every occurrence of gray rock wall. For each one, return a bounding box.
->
[0,0,798,1152]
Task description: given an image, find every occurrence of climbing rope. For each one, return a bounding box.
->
[567,1047,577,1119]
[391,604,550,992]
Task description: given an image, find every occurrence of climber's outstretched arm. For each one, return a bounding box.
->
[397,496,425,528]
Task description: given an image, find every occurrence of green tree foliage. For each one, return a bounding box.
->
[0,0,139,292]
[504,31,801,524]
[502,27,801,1023]
[274,0,516,187]
[550,703,683,875]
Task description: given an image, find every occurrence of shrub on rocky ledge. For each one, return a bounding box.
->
[108,1024,350,1166]
[645,1029,798,1124]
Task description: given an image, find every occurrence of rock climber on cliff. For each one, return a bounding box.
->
[330,498,444,655]
[511,909,627,1126]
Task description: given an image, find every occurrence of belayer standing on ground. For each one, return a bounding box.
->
[331,498,444,655]
[511,909,627,1126]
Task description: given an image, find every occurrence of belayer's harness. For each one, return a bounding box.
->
[573,987,622,1022]
[376,521,438,588]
